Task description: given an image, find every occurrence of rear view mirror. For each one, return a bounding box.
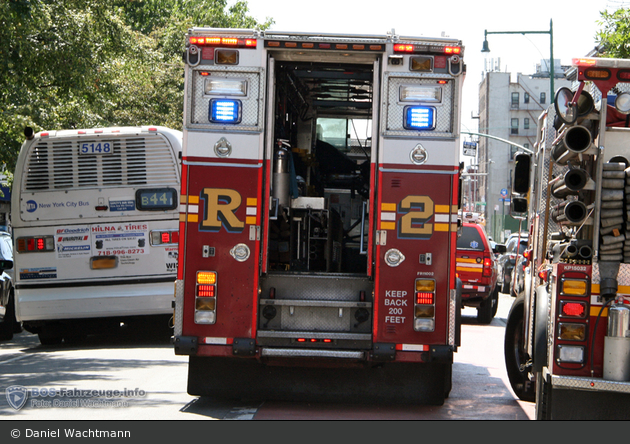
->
[494,244,507,254]
[0,259,13,270]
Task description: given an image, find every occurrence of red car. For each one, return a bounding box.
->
[456,223,501,324]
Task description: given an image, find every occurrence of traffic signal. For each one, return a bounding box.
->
[510,153,531,219]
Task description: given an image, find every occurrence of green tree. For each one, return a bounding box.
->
[0,0,272,174]
[597,8,630,58]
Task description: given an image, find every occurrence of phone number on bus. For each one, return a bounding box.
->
[97,249,145,256]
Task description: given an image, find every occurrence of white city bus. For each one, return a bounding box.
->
[12,126,182,344]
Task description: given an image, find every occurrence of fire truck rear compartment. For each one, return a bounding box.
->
[267,60,373,275]
[259,59,375,347]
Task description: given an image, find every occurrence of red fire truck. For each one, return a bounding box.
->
[505,57,630,419]
[173,27,465,405]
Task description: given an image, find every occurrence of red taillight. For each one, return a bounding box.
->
[150,230,179,246]
[17,236,54,253]
[561,301,586,318]
[196,284,215,297]
[482,257,492,277]
[416,292,434,304]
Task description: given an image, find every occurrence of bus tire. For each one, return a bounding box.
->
[38,323,64,346]
[0,291,16,341]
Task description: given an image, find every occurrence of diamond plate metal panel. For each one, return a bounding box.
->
[279,305,352,331]
[260,274,373,301]
[260,348,365,359]
[188,67,264,132]
[383,73,455,137]
[173,279,184,337]
[550,373,630,394]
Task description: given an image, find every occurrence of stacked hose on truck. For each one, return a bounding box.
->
[599,162,626,262]
[625,165,630,263]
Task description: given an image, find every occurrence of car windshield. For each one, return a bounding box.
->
[457,226,485,251]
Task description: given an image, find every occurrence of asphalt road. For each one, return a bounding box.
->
[0,292,534,421]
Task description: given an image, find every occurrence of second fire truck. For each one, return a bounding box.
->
[173,27,466,404]
[505,57,630,419]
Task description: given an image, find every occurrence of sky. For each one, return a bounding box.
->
[237,0,627,139]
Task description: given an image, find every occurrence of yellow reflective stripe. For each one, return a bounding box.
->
[381,203,396,212]
[246,216,257,225]
[247,197,257,206]
[435,205,450,213]
[434,223,449,232]
[456,257,481,267]
[456,267,482,273]
[590,306,609,317]
[381,221,396,230]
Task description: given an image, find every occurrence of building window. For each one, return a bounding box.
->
[510,145,518,160]
[511,92,519,108]
[524,92,530,104]
[511,118,519,135]
[524,118,530,130]
[540,92,546,104]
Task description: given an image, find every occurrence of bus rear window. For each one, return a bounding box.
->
[135,188,178,211]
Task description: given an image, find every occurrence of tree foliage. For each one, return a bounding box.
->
[597,8,630,58]
[0,0,273,173]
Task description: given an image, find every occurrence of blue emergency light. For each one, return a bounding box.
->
[403,106,436,130]
[209,99,242,124]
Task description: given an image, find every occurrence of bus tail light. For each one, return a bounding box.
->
[414,279,435,332]
[150,230,179,246]
[16,236,55,253]
[195,271,217,324]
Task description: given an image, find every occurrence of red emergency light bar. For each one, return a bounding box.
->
[394,44,461,55]
[189,36,257,48]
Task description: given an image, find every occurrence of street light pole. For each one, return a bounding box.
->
[482,19,555,102]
